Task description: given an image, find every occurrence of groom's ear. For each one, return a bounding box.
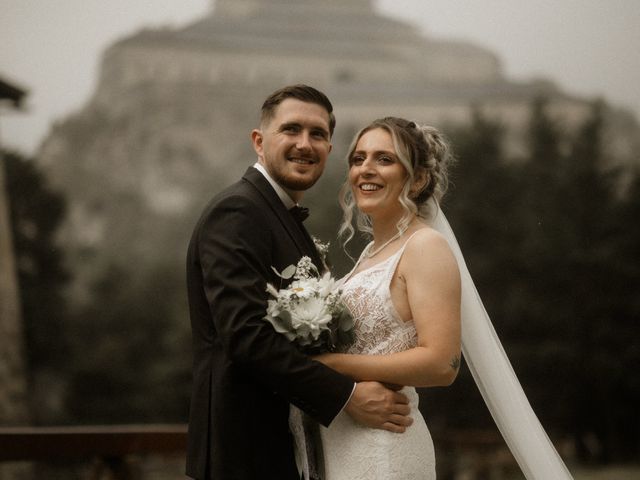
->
[251,129,264,156]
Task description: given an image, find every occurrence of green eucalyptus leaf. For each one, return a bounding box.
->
[281,264,297,279]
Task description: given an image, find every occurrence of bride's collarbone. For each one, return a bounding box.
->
[361,226,429,267]
[357,248,399,272]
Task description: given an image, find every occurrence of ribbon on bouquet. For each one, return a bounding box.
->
[289,405,324,480]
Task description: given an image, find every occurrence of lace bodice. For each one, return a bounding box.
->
[340,238,418,355]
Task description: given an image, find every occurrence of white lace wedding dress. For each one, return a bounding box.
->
[321,237,436,479]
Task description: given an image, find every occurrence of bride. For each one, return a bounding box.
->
[314,117,573,479]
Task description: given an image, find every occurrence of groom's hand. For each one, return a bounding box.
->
[344,381,413,433]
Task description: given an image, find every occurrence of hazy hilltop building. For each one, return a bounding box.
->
[38,0,638,304]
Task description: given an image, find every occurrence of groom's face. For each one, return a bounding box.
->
[251,98,332,202]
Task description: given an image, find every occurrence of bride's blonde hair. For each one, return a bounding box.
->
[338,117,452,248]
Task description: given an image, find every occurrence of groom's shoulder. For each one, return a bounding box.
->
[209,175,263,211]
[195,176,265,226]
[210,168,265,204]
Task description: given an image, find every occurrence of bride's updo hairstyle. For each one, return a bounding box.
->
[339,116,452,248]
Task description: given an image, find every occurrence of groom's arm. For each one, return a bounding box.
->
[197,194,353,425]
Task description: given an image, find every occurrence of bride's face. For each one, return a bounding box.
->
[348,128,409,218]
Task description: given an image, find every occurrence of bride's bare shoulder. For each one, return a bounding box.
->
[406,226,450,253]
[402,227,458,275]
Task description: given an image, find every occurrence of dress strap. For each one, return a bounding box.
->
[384,230,423,285]
[342,230,424,286]
[339,241,374,286]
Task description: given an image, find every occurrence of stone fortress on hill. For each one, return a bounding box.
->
[37,0,638,306]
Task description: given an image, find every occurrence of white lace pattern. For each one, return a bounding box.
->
[340,254,417,356]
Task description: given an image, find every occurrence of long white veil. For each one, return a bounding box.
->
[428,199,573,479]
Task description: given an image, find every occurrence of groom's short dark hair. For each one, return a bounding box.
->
[260,84,336,136]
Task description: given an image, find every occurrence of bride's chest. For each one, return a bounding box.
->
[340,268,417,354]
[341,262,412,324]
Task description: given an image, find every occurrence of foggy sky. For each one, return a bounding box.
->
[1,0,639,154]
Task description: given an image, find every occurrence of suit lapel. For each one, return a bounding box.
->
[242,168,323,269]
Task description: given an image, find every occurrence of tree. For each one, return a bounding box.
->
[557,102,640,461]
[608,170,640,459]
[64,262,191,424]
[506,98,576,431]
[446,108,526,320]
[512,100,638,462]
[4,149,71,423]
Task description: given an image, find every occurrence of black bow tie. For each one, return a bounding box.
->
[290,205,309,222]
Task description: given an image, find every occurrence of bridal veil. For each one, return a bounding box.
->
[427,199,573,479]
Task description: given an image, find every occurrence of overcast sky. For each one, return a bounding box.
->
[1,0,639,155]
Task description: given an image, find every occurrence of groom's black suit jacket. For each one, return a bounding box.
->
[185,167,354,480]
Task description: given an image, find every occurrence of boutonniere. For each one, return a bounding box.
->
[312,236,330,263]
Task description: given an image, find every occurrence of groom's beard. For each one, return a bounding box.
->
[273,168,324,192]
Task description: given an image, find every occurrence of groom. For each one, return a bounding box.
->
[185,85,412,480]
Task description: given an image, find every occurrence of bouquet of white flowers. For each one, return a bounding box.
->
[263,256,354,353]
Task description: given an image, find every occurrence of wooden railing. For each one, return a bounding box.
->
[0,424,187,479]
[0,425,521,479]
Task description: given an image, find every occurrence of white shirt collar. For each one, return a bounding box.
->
[253,162,297,210]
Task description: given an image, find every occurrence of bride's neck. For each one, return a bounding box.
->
[371,213,416,244]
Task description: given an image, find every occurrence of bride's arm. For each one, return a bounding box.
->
[316,229,461,388]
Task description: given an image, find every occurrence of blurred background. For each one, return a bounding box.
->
[1,0,639,478]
